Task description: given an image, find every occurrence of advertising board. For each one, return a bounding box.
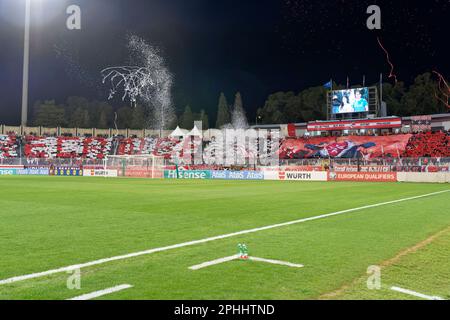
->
[328,171,397,182]
[164,170,211,179]
[211,171,264,180]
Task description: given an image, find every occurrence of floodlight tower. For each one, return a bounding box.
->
[21,0,32,126]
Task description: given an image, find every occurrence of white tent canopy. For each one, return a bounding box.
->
[169,126,188,137]
[187,125,203,137]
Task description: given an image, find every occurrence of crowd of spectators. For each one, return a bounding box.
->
[278,131,450,160]
[0,134,18,159]
[23,136,112,159]
[116,137,184,159]
[404,131,450,158]
[0,131,449,164]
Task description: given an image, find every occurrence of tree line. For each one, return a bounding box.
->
[256,72,449,124]
[178,92,246,129]
[31,97,137,129]
[30,72,448,129]
[31,92,246,130]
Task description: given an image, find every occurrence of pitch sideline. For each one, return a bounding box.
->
[390,286,444,300]
[0,189,448,286]
[67,284,133,300]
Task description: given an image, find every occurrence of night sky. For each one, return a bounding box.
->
[0,0,449,125]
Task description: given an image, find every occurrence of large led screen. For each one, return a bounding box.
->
[331,88,369,114]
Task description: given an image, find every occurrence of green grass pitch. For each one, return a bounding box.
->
[0,176,449,300]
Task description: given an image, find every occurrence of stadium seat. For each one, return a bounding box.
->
[24,136,112,159]
[1,131,448,162]
[0,134,19,159]
[404,131,450,158]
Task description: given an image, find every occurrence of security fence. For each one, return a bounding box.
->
[2,156,449,173]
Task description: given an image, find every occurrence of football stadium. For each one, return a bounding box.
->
[0,0,449,309]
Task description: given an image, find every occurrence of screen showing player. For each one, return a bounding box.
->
[331,88,369,114]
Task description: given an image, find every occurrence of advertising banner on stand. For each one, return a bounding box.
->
[334,166,392,172]
[328,171,397,182]
[0,168,17,175]
[279,171,328,181]
[83,169,118,177]
[211,171,264,180]
[164,170,211,179]
[50,167,83,176]
[17,168,49,175]
[264,171,328,181]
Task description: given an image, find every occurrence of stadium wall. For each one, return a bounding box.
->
[264,171,328,181]
[1,167,449,183]
[397,172,450,183]
[83,169,118,177]
[1,125,173,138]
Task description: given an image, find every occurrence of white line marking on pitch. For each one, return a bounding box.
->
[390,286,444,300]
[189,255,240,270]
[67,284,132,300]
[249,257,304,268]
[189,255,304,270]
[0,190,448,286]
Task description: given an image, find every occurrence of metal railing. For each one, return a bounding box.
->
[279,157,450,172]
[2,157,449,173]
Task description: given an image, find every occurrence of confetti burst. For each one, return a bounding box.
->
[432,70,450,109]
[377,37,398,84]
[101,35,175,131]
[101,66,156,103]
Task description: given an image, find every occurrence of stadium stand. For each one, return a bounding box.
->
[0,131,448,161]
[23,136,112,159]
[277,134,414,159]
[404,131,450,158]
[116,137,183,159]
[0,134,19,159]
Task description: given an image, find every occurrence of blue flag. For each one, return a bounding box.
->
[323,81,332,89]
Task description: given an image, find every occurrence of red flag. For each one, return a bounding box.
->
[287,124,296,137]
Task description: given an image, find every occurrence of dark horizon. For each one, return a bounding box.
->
[0,0,449,125]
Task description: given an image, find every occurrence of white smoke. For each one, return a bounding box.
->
[101,35,175,131]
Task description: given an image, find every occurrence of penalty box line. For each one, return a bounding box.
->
[0,189,448,286]
[189,255,304,270]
